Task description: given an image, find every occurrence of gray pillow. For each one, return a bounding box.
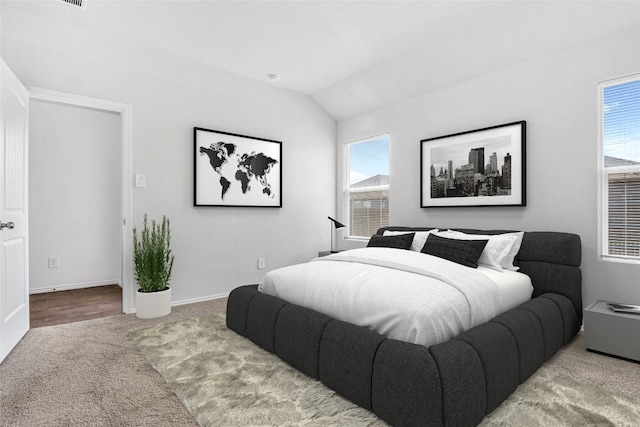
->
[367,233,415,250]
[421,234,488,268]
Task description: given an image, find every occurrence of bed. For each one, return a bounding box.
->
[226,227,582,427]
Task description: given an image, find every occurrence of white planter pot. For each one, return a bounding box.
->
[136,287,171,319]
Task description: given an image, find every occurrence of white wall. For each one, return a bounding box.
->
[2,22,336,305]
[29,101,122,293]
[337,28,640,308]
[4,4,636,310]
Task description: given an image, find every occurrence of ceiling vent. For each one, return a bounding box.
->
[61,0,87,9]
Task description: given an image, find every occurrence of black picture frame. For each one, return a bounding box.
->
[420,121,526,208]
[194,127,282,207]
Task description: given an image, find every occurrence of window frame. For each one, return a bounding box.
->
[344,134,390,240]
[597,74,640,264]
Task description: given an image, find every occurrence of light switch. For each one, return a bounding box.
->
[135,173,146,188]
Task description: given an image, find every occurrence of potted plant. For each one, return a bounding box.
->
[133,214,175,319]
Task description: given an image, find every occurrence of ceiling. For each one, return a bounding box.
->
[2,1,639,120]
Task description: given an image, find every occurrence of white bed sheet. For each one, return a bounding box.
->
[477,266,533,311]
[259,248,533,347]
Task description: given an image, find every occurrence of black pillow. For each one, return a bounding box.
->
[421,234,488,268]
[367,233,415,250]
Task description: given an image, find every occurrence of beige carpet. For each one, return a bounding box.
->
[2,297,639,426]
[130,312,640,427]
[0,298,227,426]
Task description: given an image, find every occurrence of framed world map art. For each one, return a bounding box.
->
[194,127,282,207]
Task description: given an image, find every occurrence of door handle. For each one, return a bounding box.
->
[0,221,14,230]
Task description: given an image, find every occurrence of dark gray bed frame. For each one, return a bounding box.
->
[226,227,582,427]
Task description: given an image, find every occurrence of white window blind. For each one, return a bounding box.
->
[346,135,389,238]
[600,75,640,261]
[607,172,640,257]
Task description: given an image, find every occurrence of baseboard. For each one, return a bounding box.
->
[29,280,122,295]
[172,292,229,307]
[129,293,229,314]
[30,284,226,308]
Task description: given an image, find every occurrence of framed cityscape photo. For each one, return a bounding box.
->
[194,127,282,207]
[420,121,526,208]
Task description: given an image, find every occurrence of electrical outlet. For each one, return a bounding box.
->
[258,257,266,269]
[48,256,59,268]
[135,173,146,188]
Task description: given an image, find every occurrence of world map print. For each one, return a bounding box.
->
[199,141,279,201]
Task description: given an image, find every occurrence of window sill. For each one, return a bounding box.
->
[599,255,640,265]
[345,236,370,242]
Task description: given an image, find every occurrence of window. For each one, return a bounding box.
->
[345,135,390,238]
[599,75,640,261]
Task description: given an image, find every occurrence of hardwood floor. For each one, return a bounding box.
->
[30,285,123,328]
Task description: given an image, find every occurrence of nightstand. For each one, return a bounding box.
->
[584,300,640,362]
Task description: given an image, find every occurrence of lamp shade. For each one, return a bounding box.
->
[328,216,345,253]
[328,216,346,229]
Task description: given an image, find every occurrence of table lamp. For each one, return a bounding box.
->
[328,216,346,253]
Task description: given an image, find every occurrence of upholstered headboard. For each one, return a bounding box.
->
[376,227,583,321]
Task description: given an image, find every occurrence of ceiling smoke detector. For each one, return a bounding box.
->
[61,0,87,10]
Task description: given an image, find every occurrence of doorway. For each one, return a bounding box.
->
[30,285,123,328]
[28,88,134,314]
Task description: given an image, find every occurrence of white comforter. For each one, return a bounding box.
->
[259,247,503,347]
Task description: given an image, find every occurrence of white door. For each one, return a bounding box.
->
[0,59,30,363]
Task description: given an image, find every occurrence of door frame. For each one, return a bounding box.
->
[28,87,135,313]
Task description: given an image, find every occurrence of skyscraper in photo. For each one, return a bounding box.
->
[502,153,512,188]
[489,152,498,175]
[469,147,485,174]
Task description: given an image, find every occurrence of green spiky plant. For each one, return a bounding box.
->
[133,214,175,293]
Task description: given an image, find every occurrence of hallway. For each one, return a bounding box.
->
[29,285,122,328]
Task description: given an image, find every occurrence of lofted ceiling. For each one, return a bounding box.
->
[2,0,639,121]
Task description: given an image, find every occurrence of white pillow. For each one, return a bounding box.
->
[497,232,525,271]
[383,229,439,252]
[435,230,518,271]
